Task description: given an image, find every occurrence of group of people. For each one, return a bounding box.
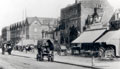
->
[0,39,67,56]
[14,45,35,53]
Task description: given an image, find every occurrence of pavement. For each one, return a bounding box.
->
[1,50,120,69]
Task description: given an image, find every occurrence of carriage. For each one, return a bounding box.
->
[36,39,54,62]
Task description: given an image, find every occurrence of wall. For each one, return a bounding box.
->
[29,20,42,40]
[81,6,94,32]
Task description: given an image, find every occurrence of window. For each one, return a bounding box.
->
[56,32,58,36]
[34,28,37,32]
[94,16,102,23]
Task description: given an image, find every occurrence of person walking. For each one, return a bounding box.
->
[55,41,61,55]
[37,42,43,55]
[36,41,43,61]
[2,43,6,55]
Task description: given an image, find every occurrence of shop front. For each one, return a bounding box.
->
[72,29,106,56]
[96,29,120,57]
[72,28,120,58]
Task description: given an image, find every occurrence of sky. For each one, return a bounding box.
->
[0,0,120,35]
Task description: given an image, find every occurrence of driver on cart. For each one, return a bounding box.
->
[47,40,54,60]
[36,41,43,60]
[36,39,54,61]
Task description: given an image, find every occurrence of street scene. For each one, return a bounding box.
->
[1,0,120,69]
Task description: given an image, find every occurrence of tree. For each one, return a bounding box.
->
[69,25,78,43]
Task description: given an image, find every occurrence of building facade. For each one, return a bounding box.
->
[2,26,10,42]
[109,9,120,30]
[60,3,81,45]
[59,0,113,46]
[2,17,58,45]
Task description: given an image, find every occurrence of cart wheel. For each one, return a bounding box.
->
[105,47,115,59]
[48,57,50,61]
[51,56,54,62]
[36,55,38,61]
[40,54,43,61]
[2,51,5,55]
[99,47,105,58]
[36,54,39,61]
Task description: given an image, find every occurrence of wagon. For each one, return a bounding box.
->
[36,39,54,62]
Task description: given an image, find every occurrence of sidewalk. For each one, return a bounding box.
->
[11,50,120,69]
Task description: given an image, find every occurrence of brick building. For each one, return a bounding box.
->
[59,0,113,46]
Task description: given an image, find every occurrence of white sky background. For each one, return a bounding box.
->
[0,0,119,35]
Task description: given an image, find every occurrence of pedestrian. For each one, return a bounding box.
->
[37,41,43,55]
[55,41,61,55]
[36,40,43,60]
[25,46,29,53]
[2,43,6,55]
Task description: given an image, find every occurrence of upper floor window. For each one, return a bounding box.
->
[34,28,38,32]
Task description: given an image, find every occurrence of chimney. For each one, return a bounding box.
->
[75,0,80,4]
[75,0,77,3]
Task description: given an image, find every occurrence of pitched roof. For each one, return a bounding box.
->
[37,17,58,25]
[26,17,58,26]
[26,17,38,25]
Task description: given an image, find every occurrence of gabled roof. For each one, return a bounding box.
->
[26,17,39,25]
[26,17,58,26]
[37,17,58,25]
[110,9,120,22]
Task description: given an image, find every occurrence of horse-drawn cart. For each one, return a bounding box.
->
[36,39,54,62]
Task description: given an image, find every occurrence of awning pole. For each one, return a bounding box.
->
[92,42,95,67]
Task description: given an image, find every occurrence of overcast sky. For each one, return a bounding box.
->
[0,0,120,35]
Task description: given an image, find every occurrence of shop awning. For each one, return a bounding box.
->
[72,29,106,43]
[96,30,120,56]
[96,30,120,43]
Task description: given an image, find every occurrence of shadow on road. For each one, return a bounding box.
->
[11,54,31,58]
